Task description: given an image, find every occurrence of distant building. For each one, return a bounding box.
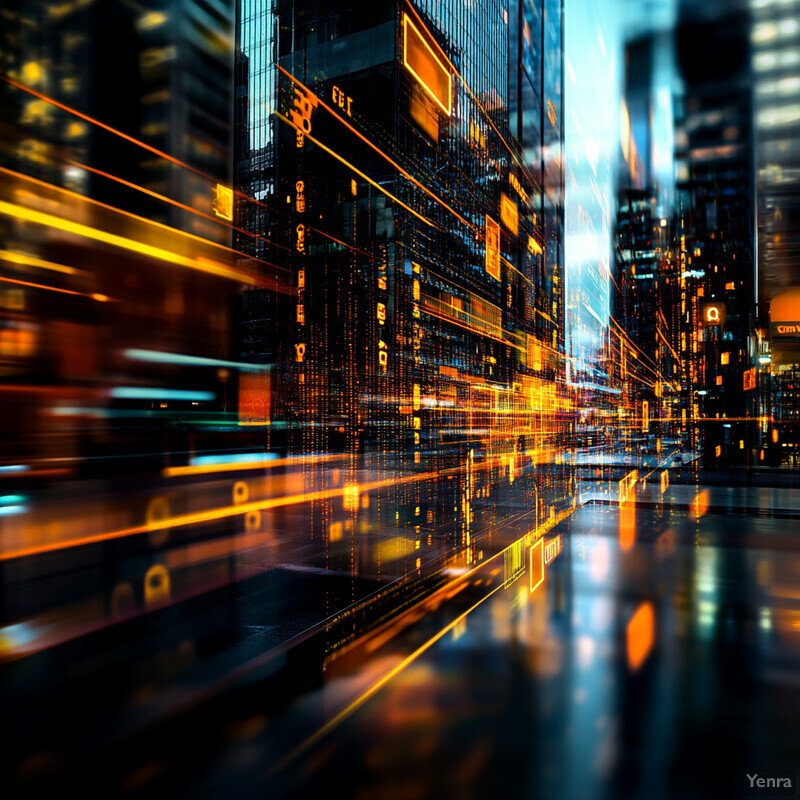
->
[674,4,758,465]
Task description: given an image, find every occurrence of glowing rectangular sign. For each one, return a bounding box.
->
[485,214,500,280]
[702,302,726,327]
[403,13,452,116]
[213,184,233,221]
[500,192,518,235]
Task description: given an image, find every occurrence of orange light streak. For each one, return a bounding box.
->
[278,503,578,769]
[0,199,273,287]
[0,73,215,182]
[0,471,439,562]
[163,452,345,478]
[0,249,79,275]
[0,274,102,300]
[69,160,292,253]
[0,165,288,280]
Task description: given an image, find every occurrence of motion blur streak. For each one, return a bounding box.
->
[0,470,440,561]
[0,199,270,287]
[163,453,344,478]
[0,73,218,182]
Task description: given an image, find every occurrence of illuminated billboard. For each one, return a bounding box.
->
[403,13,452,116]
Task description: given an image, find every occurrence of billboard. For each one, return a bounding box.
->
[403,13,452,116]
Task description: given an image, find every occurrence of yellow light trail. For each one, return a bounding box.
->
[68,159,293,254]
[163,452,346,478]
[0,199,274,288]
[0,249,79,275]
[2,446,563,562]
[275,582,507,769]
[0,78,308,251]
[0,165,289,282]
[0,470,441,562]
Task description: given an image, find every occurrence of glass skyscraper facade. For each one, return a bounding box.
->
[235,0,570,647]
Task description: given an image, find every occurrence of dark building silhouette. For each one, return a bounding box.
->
[674,3,757,465]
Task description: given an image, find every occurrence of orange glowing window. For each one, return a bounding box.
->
[721,352,730,365]
[725,281,735,290]
[403,14,452,116]
[500,193,518,235]
[343,483,360,511]
[716,375,723,385]
[213,183,233,221]
[627,601,654,671]
[485,214,501,280]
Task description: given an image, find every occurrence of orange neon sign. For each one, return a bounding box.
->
[403,13,452,116]
[702,303,726,326]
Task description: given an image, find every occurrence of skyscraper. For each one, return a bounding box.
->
[674,2,757,464]
[236,0,566,456]
[234,0,569,595]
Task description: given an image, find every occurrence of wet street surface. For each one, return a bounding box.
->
[4,485,800,799]
[251,499,800,800]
